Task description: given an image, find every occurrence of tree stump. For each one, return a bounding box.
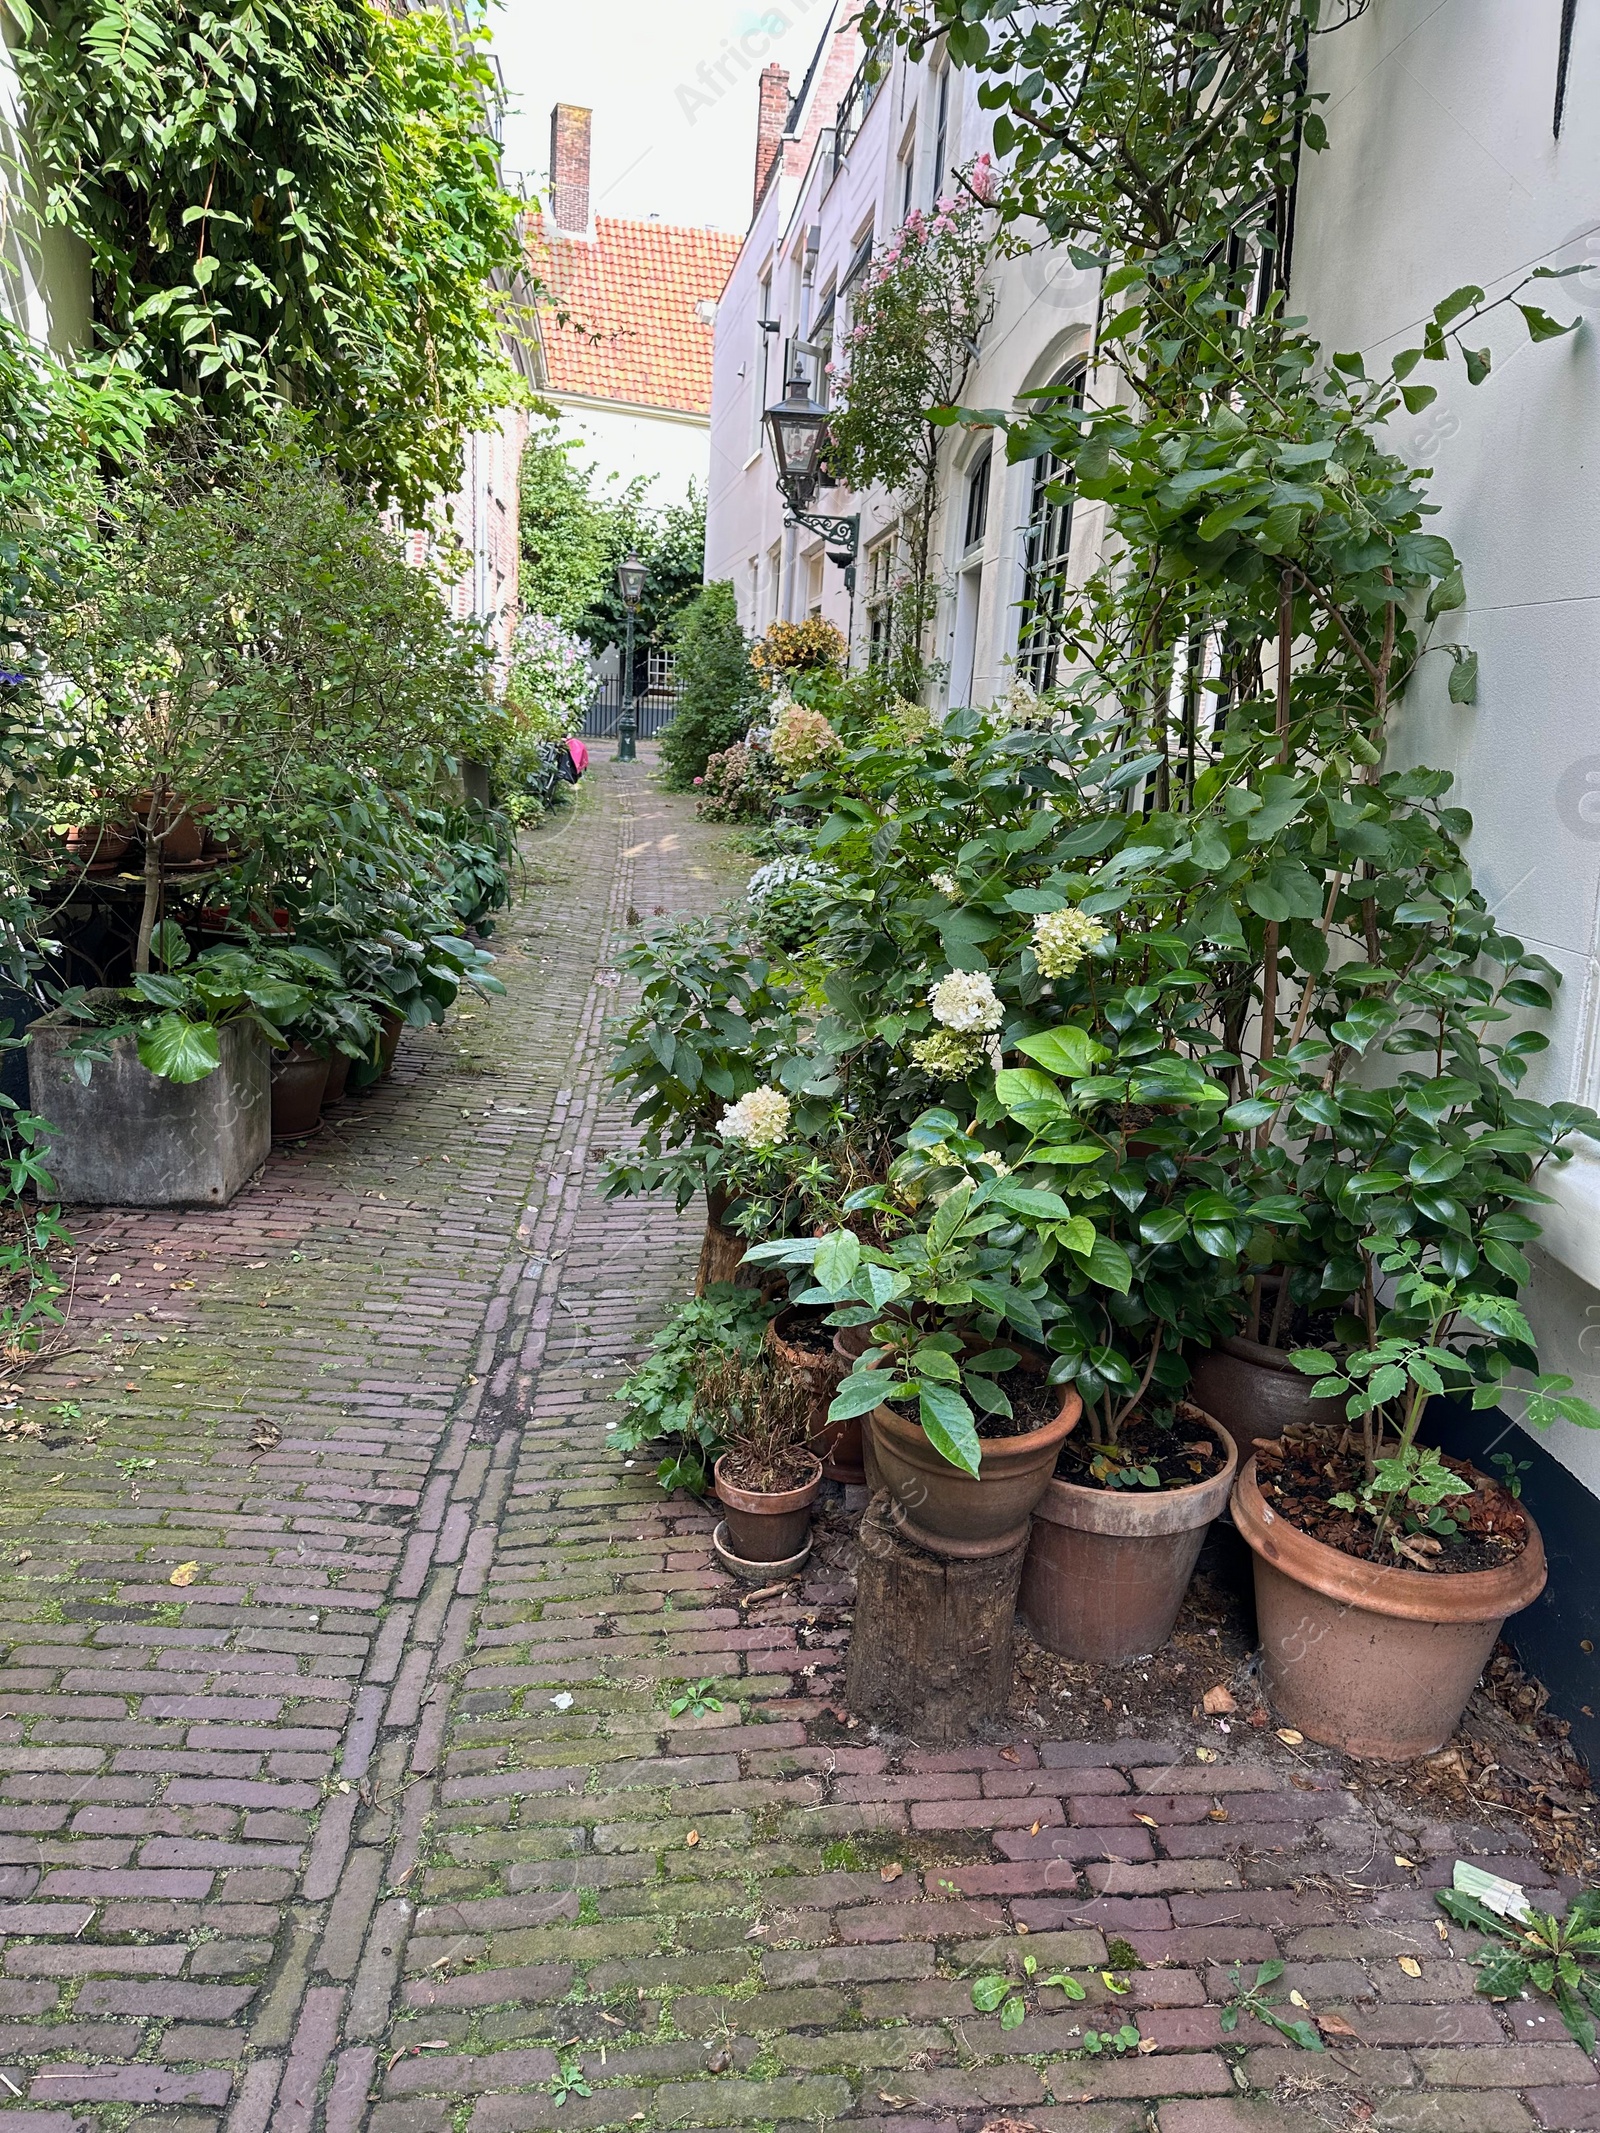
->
[845,1494,1026,1743]
[695,1188,759,1295]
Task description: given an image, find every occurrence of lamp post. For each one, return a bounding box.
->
[615,550,646,762]
[763,360,860,619]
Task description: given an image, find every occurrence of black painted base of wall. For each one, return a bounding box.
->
[1429,1401,1600,1773]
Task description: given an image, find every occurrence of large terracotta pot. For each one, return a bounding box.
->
[133,793,205,865]
[322,1050,351,1105]
[1189,1333,1343,1444]
[1020,1416,1238,1663]
[869,1387,1082,1558]
[1231,1455,1547,1760]
[64,823,131,868]
[270,1041,330,1140]
[714,1452,822,1562]
[769,1307,849,1468]
[377,1008,404,1078]
[824,1323,878,1487]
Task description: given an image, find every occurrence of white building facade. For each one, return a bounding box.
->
[707,1,1600,1739]
[705,8,1104,709]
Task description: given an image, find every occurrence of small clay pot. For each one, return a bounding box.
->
[132,793,206,865]
[270,1041,330,1140]
[322,1051,351,1105]
[377,1008,404,1077]
[869,1386,1082,1558]
[1189,1334,1344,1444]
[1231,1455,1547,1759]
[1020,1413,1239,1663]
[824,1323,876,1487]
[714,1451,822,1563]
[64,823,131,867]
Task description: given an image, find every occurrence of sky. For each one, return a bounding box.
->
[489,0,839,232]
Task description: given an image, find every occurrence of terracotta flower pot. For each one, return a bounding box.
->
[824,1324,876,1487]
[132,794,205,866]
[714,1451,822,1562]
[869,1386,1082,1558]
[377,1008,404,1077]
[270,1042,330,1140]
[1020,1416,1239,1663]
[1189,1334,1343,1444]
[322,1051,351,1105]
[64,823,131,867]
[1231,1455,1548,1760]
[769,1305,848,1455]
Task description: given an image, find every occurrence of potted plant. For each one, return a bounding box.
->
[1188,1271,1356,1443]
[1233,1239,1594,1759]
[749,1149,1082,1556]
[263,945,382,1139]
[26,926,312,1205]
[701,1350,822,1579]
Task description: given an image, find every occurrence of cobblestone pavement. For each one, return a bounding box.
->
[0,755,1594,2133]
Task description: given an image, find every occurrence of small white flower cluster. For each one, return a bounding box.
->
[717,1086,792,1149]
[1032,905,1108,979]
[930,871,960,898]
[928,968,1003,1033]
[911,1028,998,1079]
[747,855,829,902]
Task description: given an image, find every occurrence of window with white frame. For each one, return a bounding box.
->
[930,65,950,205]
[865,531,899,667]
[963,449,991,553]
[1016,362,1087,691]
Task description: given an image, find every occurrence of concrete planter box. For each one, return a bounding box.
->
[27,999,270,1207]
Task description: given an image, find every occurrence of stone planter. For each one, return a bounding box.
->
[1231,1455,1548,1759]
[28,1000,269,1207]
[1020,1416,1239,1663]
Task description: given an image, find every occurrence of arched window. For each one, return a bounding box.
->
[1016,360,1086,691]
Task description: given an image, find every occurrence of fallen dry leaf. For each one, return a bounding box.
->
[1207,1806,1230,1823]
[46,1474,63,1485]
[1029,1819,1042,1835]
[1136,2036,1159,2054]
[1288,1989,1309,2008]
[168,1562,199,1587]
[1195,1746,1219,1763]
[1394,1855,1416,1869]
[1317,2012,1362,2041]
[879,1863,903,1883]
[1134,1813,1159,1830]
[685,1830,699,1847]
[1276,1728,1305,1746]
[999,1746,1021,1764]
[250,1419,281,1452]
[1203,1685,1237,1715]
[1397,1956,1422,1977]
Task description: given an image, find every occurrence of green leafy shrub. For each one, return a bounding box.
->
[659,583,756,789]
[610,1286,776,1491]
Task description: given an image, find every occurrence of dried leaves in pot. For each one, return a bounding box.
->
[697,1351,815,1495]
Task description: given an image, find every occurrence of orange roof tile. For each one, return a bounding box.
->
[529,216,742,418]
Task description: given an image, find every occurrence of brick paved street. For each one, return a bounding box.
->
[0,757,1593,2133]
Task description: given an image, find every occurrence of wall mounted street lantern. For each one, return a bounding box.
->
[762,360,860,599]
[615,550,646,762]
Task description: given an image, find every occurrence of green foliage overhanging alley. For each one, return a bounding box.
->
[605,0,1600,1516]
[6,0,532,517]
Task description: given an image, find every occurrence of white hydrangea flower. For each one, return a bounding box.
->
[930,871,959,898]
[1032,906,1109,979]
[927,969,1003,1034]
[718,1087,792,1148]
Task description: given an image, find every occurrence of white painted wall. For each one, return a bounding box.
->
[0,21,89,349]
[705,28,1102,695]
[549,395,710,508]
[1294,0,1600,1493]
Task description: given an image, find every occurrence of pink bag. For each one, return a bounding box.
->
[566,738,589,778]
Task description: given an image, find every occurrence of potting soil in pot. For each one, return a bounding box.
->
[886,1364,1062,1440]
[1252,1432,1528,1572]
[1054,1404,1228,1490]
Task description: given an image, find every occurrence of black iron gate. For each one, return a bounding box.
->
[581,686,680,740]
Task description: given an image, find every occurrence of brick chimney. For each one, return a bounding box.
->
[753,65,790,213]
[549,102,592,236]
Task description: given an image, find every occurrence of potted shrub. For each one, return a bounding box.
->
[263,945,382,1139]
[26,928,311,1205]
[1233,1236,1595,1759]
[749,1155,1082,1557]
[702,1351,823,1579]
